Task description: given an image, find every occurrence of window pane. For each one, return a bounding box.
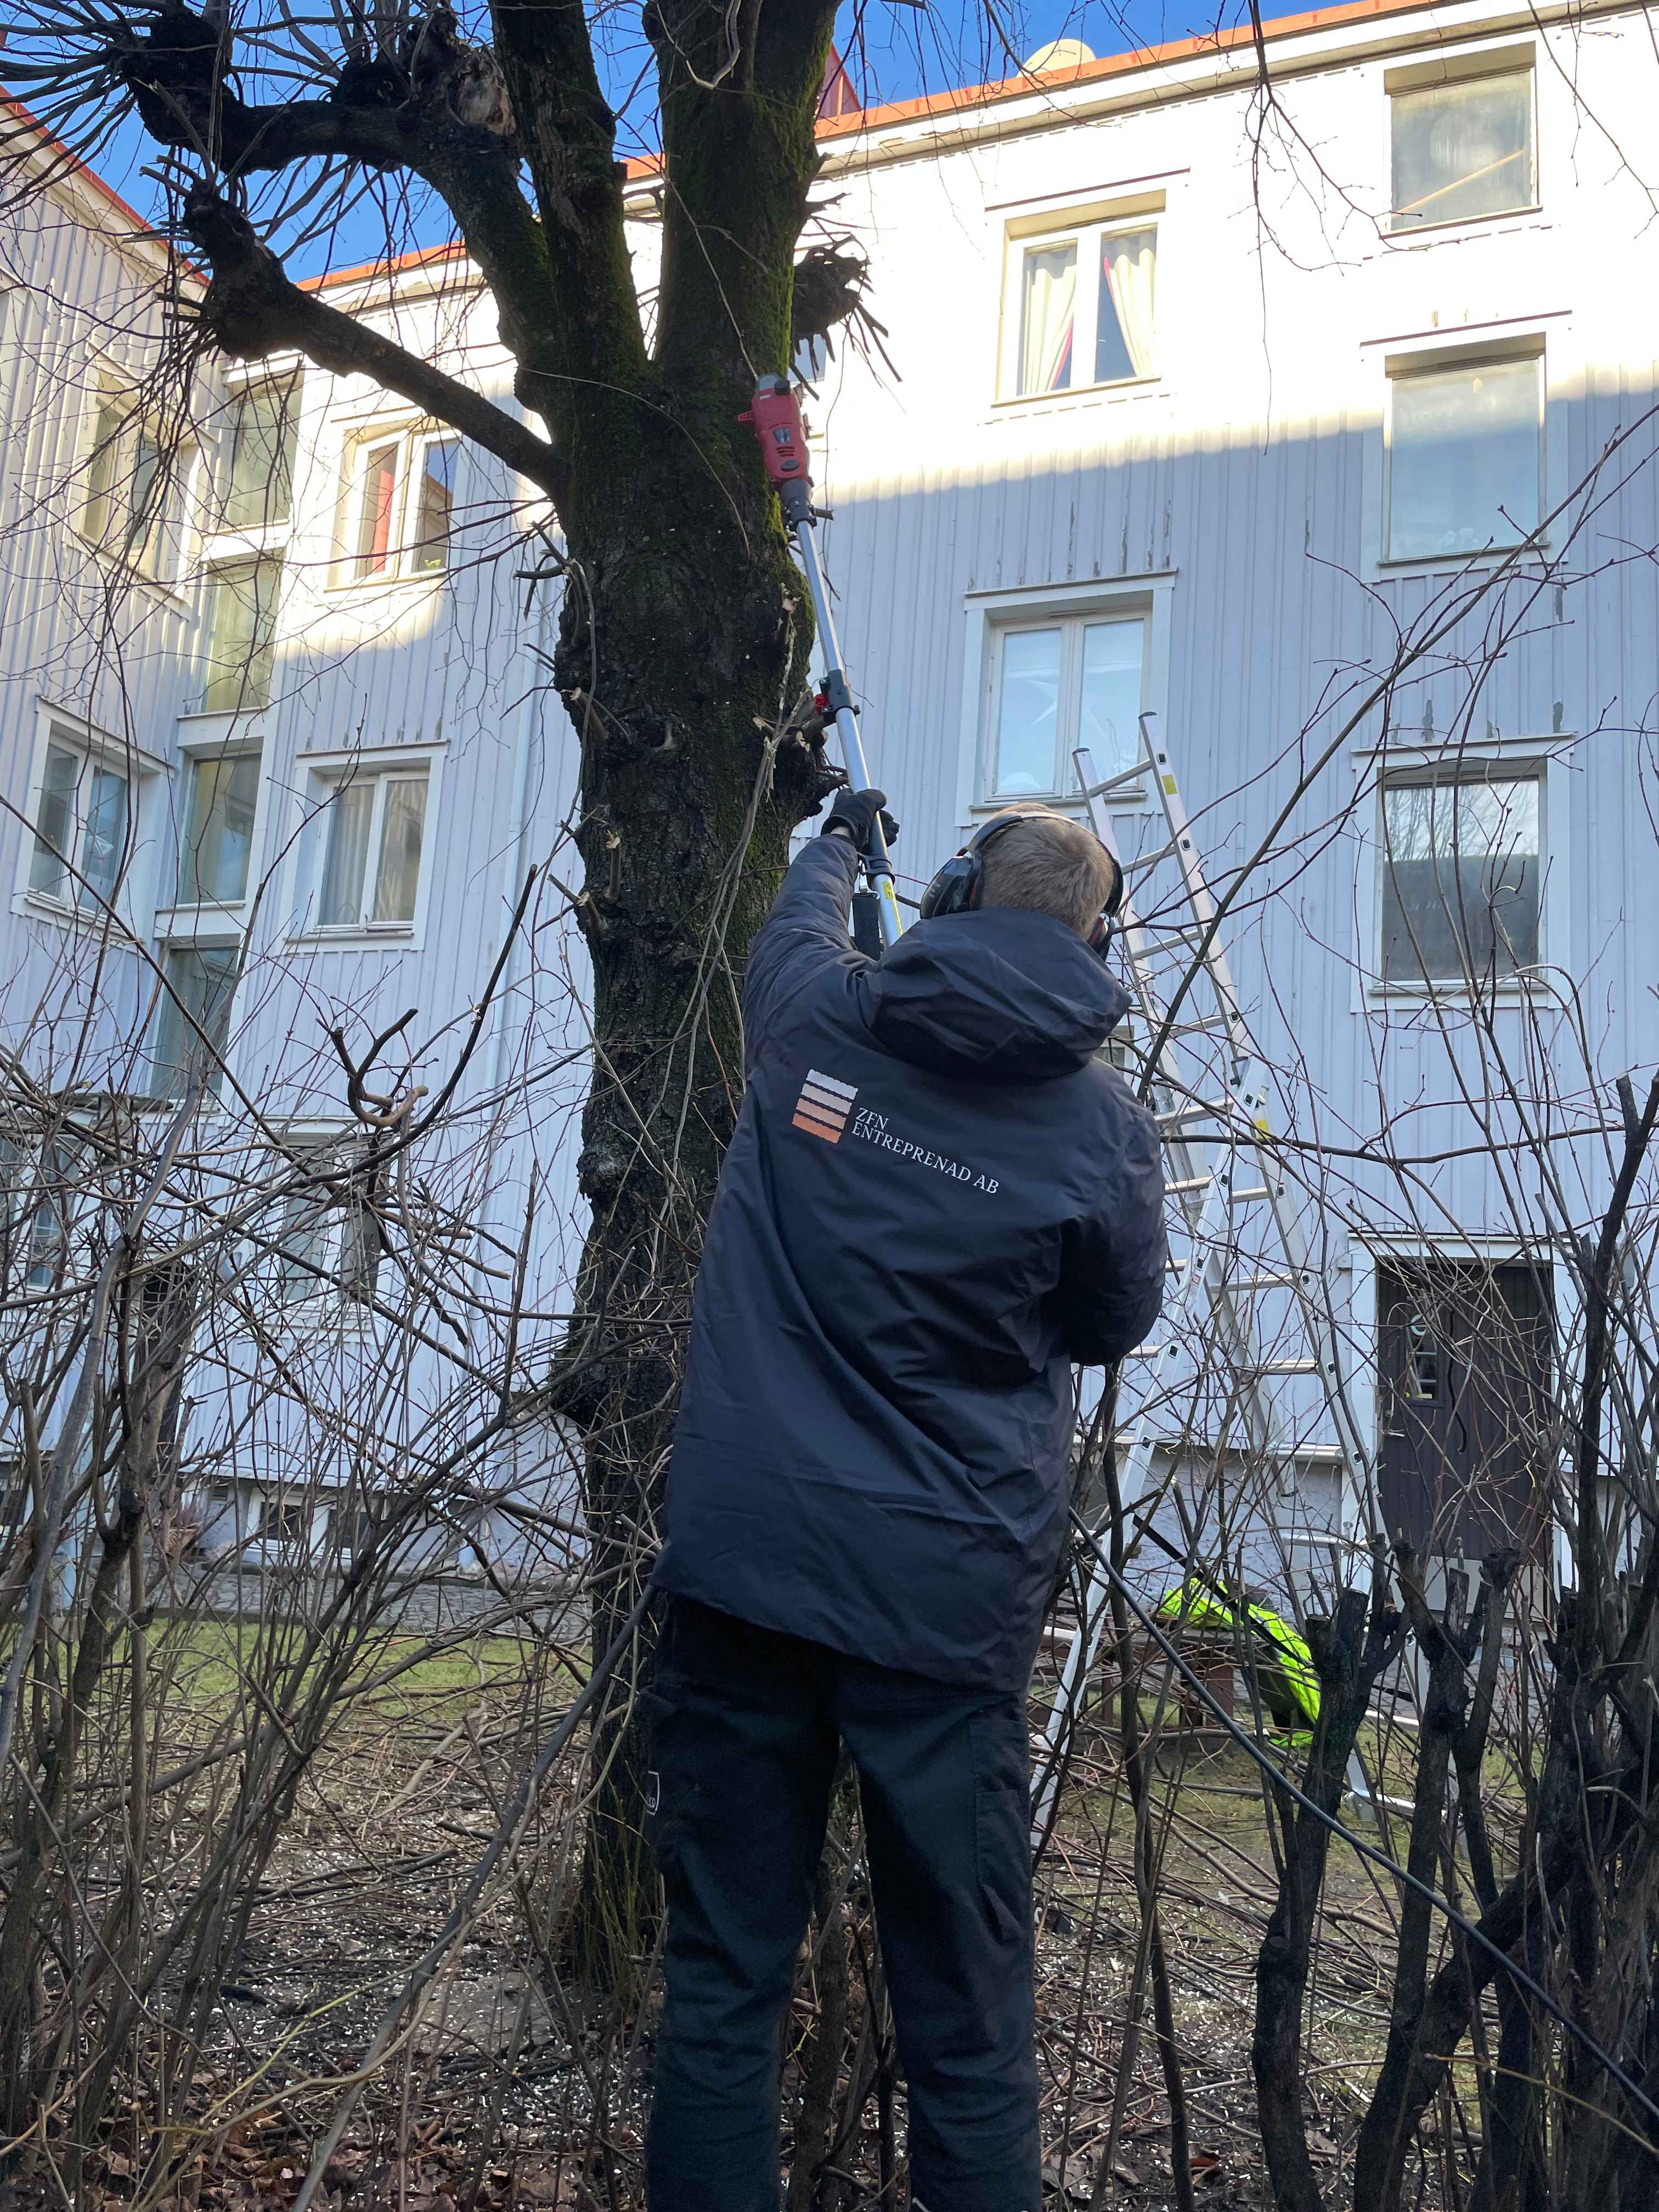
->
[278,1180,335,1303]
[354,443,400,575]
[372,775,428,922]
[994,629,1063,795]
[1096,228,1156,382]
[411,439,458,569]
[203,557,281,713]
[224,385,297,531]
[83,403,125,542]
[149,944,239,1099]
[127,427,165,571]
[1389,358,1539,560]
[318,781,374,926]
[1019,244,1076,396]
[1380,777,1540,982]
[30,743,78,898]
[1079,620,1143,778]
[177,752,260,906]
[1391,74,1533,230]
[78,765,128,909]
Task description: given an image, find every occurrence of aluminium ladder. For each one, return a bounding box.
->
[1032,718,1378,1834]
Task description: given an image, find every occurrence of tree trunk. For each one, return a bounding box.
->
[549,447,828,1990]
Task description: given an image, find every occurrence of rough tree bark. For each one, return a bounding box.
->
[34,0,860,1991]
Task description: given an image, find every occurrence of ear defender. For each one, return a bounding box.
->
[920,822,1125,960]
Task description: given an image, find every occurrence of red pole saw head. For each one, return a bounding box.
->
[740,374,814,524]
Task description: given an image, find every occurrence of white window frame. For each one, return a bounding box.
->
[1361,322,1565,575]
[264,1141,383,1321]
[159,736,268,930]
[1351,730,1571,1005]
[955,574,1173,828]
[12,704,165,935]
[76,376,188,589]
[206,370,303,548]
[287,742,444,947]
[145,935,243,1103]
[332,419,462,588]
[1384,44,1539,239]
[994,191,1164,407]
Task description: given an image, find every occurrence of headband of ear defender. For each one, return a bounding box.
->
[918,812,1125,956]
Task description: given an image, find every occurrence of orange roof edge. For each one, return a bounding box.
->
[3,92,166,246]
[305,0,1451,289]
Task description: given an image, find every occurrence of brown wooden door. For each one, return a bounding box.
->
[1378,1260,1554,1559]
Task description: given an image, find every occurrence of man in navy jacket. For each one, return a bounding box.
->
[646,791,1167,2212]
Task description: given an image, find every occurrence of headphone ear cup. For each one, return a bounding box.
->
[919,853,975,921]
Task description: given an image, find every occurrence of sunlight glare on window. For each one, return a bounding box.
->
[411,439,458,570]
[994,629,1063,793]
[1078,621,1143,777]
[1388,357,1539,560]
[1391,72,1533,230]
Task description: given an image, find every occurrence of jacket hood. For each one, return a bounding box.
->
[858,907,1130,1081]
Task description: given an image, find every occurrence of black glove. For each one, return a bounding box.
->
[820,786,900,851]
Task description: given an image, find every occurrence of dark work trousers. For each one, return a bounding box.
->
[644,1596,1041,2212]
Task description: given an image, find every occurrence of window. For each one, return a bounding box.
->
[30,739,131,911]
[341,427,460,581]
[1,1141,67,1290]
[1378,771,1541,984]
[273,1150,382,1307]
[987,614,1144,797]
[313,765,430,929]
[220,382,298,532]
[82,397,172,578]
[259,1496,312,1553]
[176,752,260,906]
[1386,354,1541,561]
[1011,223,1156,398]
[1390,69,1534,231]
[411,437,459,570]
[202,558,282,714]
[149,944,239,1099]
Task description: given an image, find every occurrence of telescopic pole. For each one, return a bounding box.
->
[741,375,905,950]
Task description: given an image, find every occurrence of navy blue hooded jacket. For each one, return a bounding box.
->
[657,834,1167,1691]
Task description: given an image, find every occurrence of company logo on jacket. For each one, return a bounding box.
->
[789,1068,1001,1194]
[791,1069,859,1142]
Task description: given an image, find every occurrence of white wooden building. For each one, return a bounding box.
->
[3,0,1657,1594]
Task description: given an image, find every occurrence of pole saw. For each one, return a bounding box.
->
[741,375,905,951]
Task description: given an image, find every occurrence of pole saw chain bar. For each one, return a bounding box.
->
[741,374,903,950]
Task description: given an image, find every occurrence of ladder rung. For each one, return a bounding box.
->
[1166,1175,1213,1194]
[1233,1272,1295,1291]
[1229,1187,1272,1203]
[1251,1358,1321,1376]
[1081,756,1153,800]
[1156,1102,1229,1128]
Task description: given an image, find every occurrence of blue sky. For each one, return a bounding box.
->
[75,2,1224,276]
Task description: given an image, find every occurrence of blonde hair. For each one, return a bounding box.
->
[977,804,1121,937]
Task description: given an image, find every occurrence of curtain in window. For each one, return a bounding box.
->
[318,782,374,924]
[1019,245,1077,395]
[1097,229,1156,381]
[355,445,399,574]
[373,776,428,922]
